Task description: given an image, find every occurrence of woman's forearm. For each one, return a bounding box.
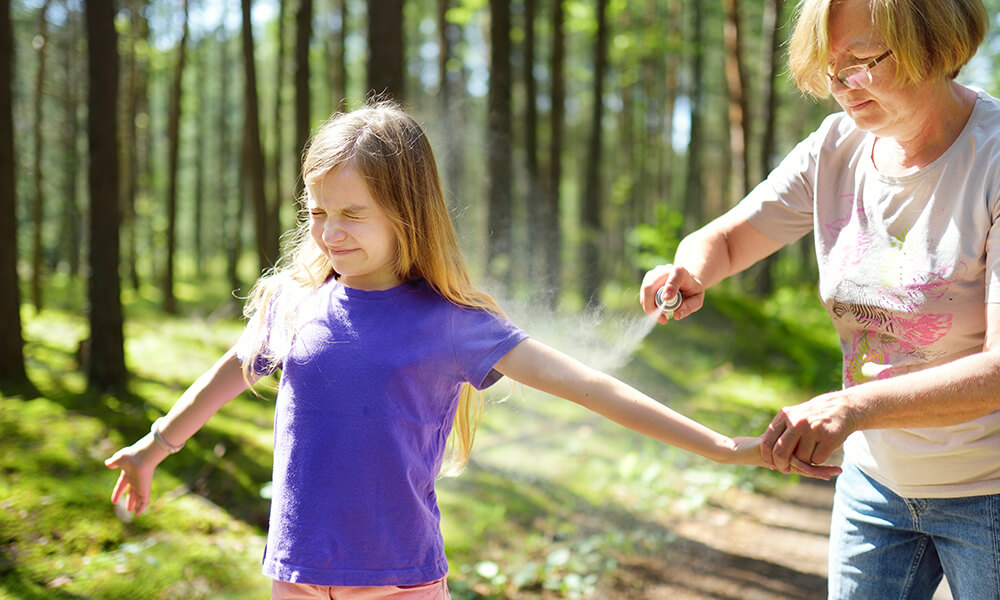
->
[846,351,1000,431]
[674,210,785,290]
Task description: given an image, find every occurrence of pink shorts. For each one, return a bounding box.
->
[270,577,449,600]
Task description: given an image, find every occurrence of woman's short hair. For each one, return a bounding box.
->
[788,0,988,98]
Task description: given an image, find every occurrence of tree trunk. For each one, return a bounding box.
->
[542,0,565,308]
[366,0,404,100]
[218,20,242,303]
[722,0,750,205]
[760,0,784,181]
[437,0,464,209]
[659,0,681,216]
[31,0,51,311]
[580,0,609,306]
[241,0,274,272]
[522,0,541,281]
[294,0,312,199]
[121,0,144,290]
[328,0,347,109]
[754,0,785,297]
[271,0,286,240]
[436,0,450,106]
[486,0,512,290]
[58,6,82,280]
[0,0,31,391]
[682,0,705,230]
[163,0,190,315]
[85,0,128,393]
[193,37,206,278]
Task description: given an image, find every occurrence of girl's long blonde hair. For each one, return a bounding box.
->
[242,101,503,475]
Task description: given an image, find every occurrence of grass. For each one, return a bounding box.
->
[0,276,841,599]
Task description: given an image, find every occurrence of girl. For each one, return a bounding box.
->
[105,102,837,600]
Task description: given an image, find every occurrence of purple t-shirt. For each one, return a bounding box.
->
[238,279,527,585]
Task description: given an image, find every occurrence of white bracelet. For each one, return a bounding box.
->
[151,418,184,454]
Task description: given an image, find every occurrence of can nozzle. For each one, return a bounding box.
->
[655,287,682,319]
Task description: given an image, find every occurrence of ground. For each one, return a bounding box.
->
[598,478,955,600]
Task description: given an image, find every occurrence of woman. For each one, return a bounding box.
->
[640,0,1000,597]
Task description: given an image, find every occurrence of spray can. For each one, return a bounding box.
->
[655,287,682,319]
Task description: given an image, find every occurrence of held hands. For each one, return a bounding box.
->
[640,264,705,324]
[104,434,168,516]
[719,436,838,479]
[760,391,854,478]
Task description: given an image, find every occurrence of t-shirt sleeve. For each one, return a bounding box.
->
[450,307,529,390]
[733,113,847,244]
[985,191,1000,302]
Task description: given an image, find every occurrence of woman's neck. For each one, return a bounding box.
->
[872,82,977,176]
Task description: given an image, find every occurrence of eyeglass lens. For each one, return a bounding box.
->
[838,67,872,89]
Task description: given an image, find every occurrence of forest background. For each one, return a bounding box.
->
[2,0,1000,598]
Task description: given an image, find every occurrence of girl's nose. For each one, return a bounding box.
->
[323,219,347,244]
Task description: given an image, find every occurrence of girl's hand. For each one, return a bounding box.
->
[724,436,766,466]
[104,435,167,516]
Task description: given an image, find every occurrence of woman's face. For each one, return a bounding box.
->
[307,165,401,291]
[827,0,918,138]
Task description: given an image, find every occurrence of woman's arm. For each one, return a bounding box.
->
[104,347,255,515]
[640,210,786,323]
[760,304,1000,473]
[493,338,839,478]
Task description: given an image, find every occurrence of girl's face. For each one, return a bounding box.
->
[307,165,402,291]
[827,0,917,138]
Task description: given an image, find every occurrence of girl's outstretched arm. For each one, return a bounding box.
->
[104,347,254,515]
[493,339,840,479]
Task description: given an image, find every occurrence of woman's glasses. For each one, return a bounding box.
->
[829,50,893,89]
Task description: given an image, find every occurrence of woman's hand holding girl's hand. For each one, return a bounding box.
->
[104,434,169,516]
[721,436,842,480]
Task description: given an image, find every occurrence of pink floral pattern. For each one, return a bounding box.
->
[828,194,959,386]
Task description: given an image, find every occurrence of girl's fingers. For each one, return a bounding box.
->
[132,490,147,515]
[107,456,144,514]
[110,471,127,504]
[790,456,842,481]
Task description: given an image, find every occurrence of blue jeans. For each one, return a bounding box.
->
[828,460,1000,599]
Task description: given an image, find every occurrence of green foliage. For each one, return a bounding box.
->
[631,203,686,271]
[446,0,488,27]
[3,286,273,599]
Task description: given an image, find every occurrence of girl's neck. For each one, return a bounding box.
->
[336,273,405,292]
[872,82,977,176]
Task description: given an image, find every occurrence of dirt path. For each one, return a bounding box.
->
[598,478,954,600]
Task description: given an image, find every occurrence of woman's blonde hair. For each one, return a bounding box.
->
[788,0,988,98]
[242,101,503,475]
